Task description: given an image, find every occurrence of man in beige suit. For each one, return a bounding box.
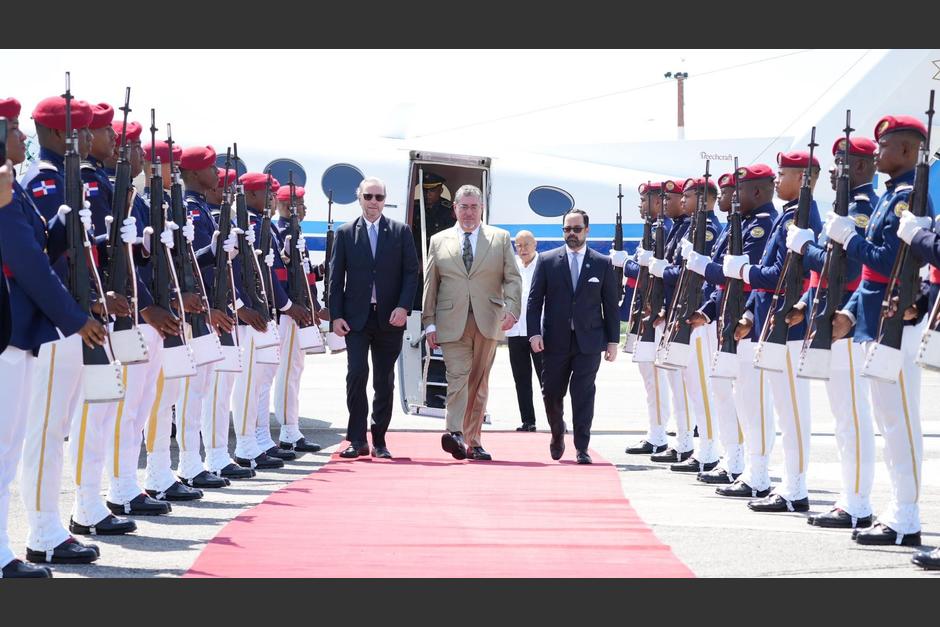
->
[423,184,522,461]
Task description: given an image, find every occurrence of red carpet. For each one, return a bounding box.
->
[186,432,693,577]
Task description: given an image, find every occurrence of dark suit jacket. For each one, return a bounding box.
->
[329,214,419,332]
[527,245,620,354]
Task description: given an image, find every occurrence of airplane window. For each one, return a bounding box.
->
[214,154,248,178]
[264,158,307,186]
[528,186,575,217]
[321,163,365,204]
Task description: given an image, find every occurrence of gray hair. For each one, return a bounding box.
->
[356,176,387,198]
[453,184,483,205]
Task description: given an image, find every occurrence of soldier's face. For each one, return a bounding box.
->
[128,141,143,177]
[650,196,663,218]
[664,193,683,218]
[424,186,442,205]
[4,116,27,165]
[874,134,908,174]
[455,193,483,232]
[718,187,733,213]
[680,189,697,214]
[90,125,116,161]
[195,165,218,192]
[774,168,801,201]
[207,183,223,205]
[77,127,93,158]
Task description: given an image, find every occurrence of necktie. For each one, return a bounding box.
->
[462,232,473,272]
[368,221,378,257]
[570,251,580,291]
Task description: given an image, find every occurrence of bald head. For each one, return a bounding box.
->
[515,230,537,265]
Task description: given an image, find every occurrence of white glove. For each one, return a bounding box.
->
[898,210,933,245]
[786,224,815,255]
[680,238,693,259]
[223,228,242,260]
[637,249,654,267]
[182,218,195,244]
[245,227,256,246]
[608,249,628,268]
[160,222,178,249]
[296,234,306,252]
[79,207,92,232]
[264,250,275,268]
[686,251,709,277]
[648,258,669,278]
[824,213,857,246]
[302,258,312,274]
[142,226,154,254]
[104,214,114,238]
[55,203,71,223]
[120,216,138,245]
[722,254,748,280]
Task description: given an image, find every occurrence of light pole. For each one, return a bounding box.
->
[665,71,689,140]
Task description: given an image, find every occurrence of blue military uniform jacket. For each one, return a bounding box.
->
[276,215,321,312]
[623,217,673,320]
[246,206,290,310]
[844,169,935,342]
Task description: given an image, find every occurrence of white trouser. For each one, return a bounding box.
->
[273,316,306,444]
[825,338,875,519]
[865,324,924,534]
[735,341,775,491]
[662,366,692,453]
[706,324,744,474]
[231,327,263,460]
[255,361,278,452]
[679,325,719,463]
[144,368,181,493]
[202,367,237,472]
[21,335,82,551]
[69,393,120,527]
[175,364,212,480]
[765,340,812,501]
[637,362,669,446]
[0,347,35,568]
[108,324,163,505]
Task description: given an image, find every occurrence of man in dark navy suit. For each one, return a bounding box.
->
[527,208,620,464]
[330,176,419,459]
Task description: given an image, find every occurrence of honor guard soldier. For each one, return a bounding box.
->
[784,136,878,529]
[0,97,107,576]
[411,172,455,307]
[273,184,325,453]
[827,115,934,546]
[727,152,822,513]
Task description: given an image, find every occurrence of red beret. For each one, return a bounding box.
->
[874,115,928,142]
[217,167,238,187]
[143,140,183,164]
[112,120,142,143]
[32,96,94,131]
[663,179,685,194]
[89,102,114,129]
[735,164,775,182]
[239,172,281,192]
[717,173,736,188]
[0,97,21,119]
[777,151,820,169]
[638,182,662,195]
[832,136,877,157]
[269,178,281,193]
[276,185,305,201]
[682,177,718,194]
[179,145,217,171]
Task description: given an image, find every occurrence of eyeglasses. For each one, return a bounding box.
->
[562,226,585,233]
[362,193,385,201]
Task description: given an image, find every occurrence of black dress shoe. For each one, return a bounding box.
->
[467,446,492,461]
[147,481,203,502]
[441,432,467,460]
[716,481,771,499]
[853,523,921,546]
[0,558,52,578]
[181,470,230,489]
[549,439,566,461]
[516,424,537,432]
[265,445,296,461]
[107,493,172,516]
[576,451,593,465]
[371,446,393,459]
[280,437,322,453]
[697,468,740,484]
[807,508,873,529]
[625,439,667,455]
[69,514,137,536]
[26,537,99,564]
[670,457,718,473]
[912,547,940,570]
[650,448,692,464]
[219,462,255,479]
[339,442,370,458]
[236,453,285,470]
[747,494,810,513]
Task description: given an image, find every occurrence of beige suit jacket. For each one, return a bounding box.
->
[422,224,522,344]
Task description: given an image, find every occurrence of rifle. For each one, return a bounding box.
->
[63,72,124,402]
[659,161,712,368]
[321,188,345,353]
[211,149,243,372]
[624,184,654,353]
[754,127,818,371]
[253,173,282,364]
[285,171,324,352]
[633,183,668,363]
[799,112,854,379]
[866,90,935,381]
[104,87,149,366]
[711,157,746,379]
[614,184,624,297]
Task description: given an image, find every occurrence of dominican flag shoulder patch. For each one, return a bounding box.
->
[31,179,57,197]
[84,181,100,197]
